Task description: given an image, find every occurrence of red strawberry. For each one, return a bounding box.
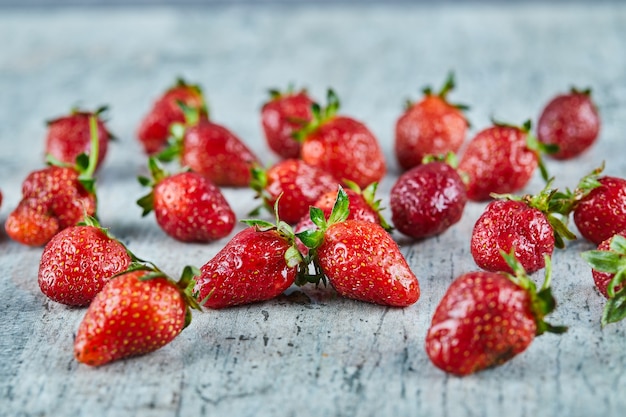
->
[250,158,338,224]
[425,251,566,376]
[581,232,626,326]
[537,88,600,160]
[193,213,306,309]
[295,89,386,189]
[45,106,112,170]
[5,117,100,246]
[158,103,259,187]
[261,87,314,159]
[38,216,132,306]
[390,154,467,239]
[137,158,236,242]
[470,183,575,274]
[395,73,469,171]
[298,187,419,307]
[458,121,551,201]
[74,265,201,366]
[137,78,207,155]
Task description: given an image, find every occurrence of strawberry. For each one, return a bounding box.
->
[137,78,207,155]
[298,187,420,307]
[250,158,338,224]
[193,208,306,309]
[158,102,259,187]
[390,153,467,239]
[38,216,132,306]
[294,89,386,189]
[395,73,469,171]
[137,158,236,243]
[537,87,600,160]
[5,117,100,246]
[261,87,314,159]
[470,182,575,274]
[581,233,626,326]
[74,265,201,366]
[425,251,566,376]
[458,120,552,201]
[45,106,112,170]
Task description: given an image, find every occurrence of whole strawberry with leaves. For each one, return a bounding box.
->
[470,181,575,274]
[390,153,467,240]
[537,87,600,160]
[581,232,626,326]
[137,158,236,243]
[5,117,100,246]
[193,204,307,309]
[74,264,202,366]
[250,158,338,224]
[395,73,469,171]
[137,78,207,155]
[261,86,314,159]
[294,89,386,189]
[426,251,566,376]
[45,105,112,170]
[38,215,132,306]
[458,120,553,201]
[158,102,259,187]
[297,187,420,307]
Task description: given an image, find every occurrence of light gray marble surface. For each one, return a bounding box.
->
[1,3,625,417]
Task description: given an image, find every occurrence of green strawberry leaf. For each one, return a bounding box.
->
[241,219,277,231]
[285,246,304,269]
[310,206,327,230]
[296,229,325,250]
[327,186,350,226]
[610,235,626,253]
[602,288,626,327]
[581,250,623,274]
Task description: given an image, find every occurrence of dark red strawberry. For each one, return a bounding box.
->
[158,103,259,187]
[390,154,467,239]
[38,216,132,306]
[250,158,338,224]
[298,187,419,307]
[137,78,207,155]
[458,120,552,201]
[425,251,566,376]
[137,158,236,242]
[581,232,626,326]
[74,265,201,366]
[45,106,112,170]
[261,87,314,159]
[537,88,600,160]
[294,89,386,189]
[5,117,100,246]
[470,182,575,274]
[193,212,306,309]
[395,73,469,171]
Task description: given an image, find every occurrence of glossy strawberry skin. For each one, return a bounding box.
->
[182,120,259,187]
[152,171,235,242]
[137,84,205,155]
[317,220,420,307]
[459,125,538,201]
[425,271,536,376]
[471,200,554,274]
[74,270,187,366]
[301,116,386,189]
[193,227,297,309]
[261,91,314,159]
[38,225,132,306]
[390,161,467,239]
[591,232,626,298]
[537,91,600,160]
[5,166,96,246]
[263,159,338,224]
[573,176,626,245]
[46,111,110,169]
[395,96,467,171]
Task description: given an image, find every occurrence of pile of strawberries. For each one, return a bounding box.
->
[2,74,625,376]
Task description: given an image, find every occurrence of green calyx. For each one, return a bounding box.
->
[581,234,626,327]
[410,71,470,115]
[343,180,393,232]
[136,157,170,216]
[500,249,567,336]
[548,163,604,217]
[570,86,592,96]
[267,84,306,101]
[292,88,340,143]
[156,100,207,163]
[248,163,274,217]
